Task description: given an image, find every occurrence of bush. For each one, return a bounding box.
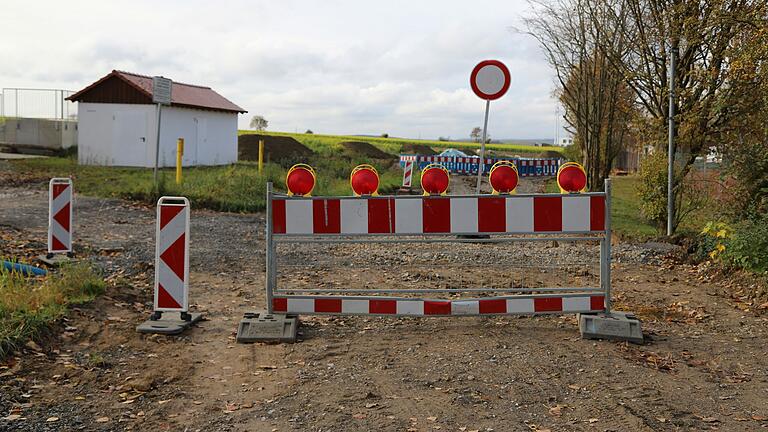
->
[637,152,708,233]
[698,215,768,273]
[562,143,581,163]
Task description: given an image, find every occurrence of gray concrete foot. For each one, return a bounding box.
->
[37,254,74,267]
[579,311,643,344]
[236,311,298,343]
[136,312,203,335]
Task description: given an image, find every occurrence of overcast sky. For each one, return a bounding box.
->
[1,0,565,140]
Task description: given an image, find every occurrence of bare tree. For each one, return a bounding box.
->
[523,0,635,189]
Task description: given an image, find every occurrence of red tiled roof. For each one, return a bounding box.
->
[67,70,247,113]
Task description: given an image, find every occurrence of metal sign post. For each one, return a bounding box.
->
[152,77,172,183]
[469,60,510,193]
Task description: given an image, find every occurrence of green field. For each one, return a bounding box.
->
[241,130,563,156]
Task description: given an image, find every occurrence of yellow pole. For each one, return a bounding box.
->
[258,139,264,175]
[176,138,184,184]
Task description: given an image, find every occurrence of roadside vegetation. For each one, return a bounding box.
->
[243,130,562,156]
[7,152,416,213]
[0,263,105,360]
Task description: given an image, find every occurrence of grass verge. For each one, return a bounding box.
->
[0,263,105,360]
[243,130,563,156]
[8,155,413,213]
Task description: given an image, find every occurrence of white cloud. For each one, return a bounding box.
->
[0,0,560,139]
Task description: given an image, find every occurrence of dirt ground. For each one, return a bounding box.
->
[1,177,767,432]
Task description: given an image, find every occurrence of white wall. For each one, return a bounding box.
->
[78,103,154,166]
[78,103,238,167]
[158,106,237,167]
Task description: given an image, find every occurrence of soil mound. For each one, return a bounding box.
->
[238,134,314,165]
[537,150,564,159]
[339,141,397,159]
[401,143,437,155]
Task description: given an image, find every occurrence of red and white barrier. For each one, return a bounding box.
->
[402,160,414,187]
[272,295,605,315]
[48,178,73,254]
[272,194,606,235]
[154,197,190,312]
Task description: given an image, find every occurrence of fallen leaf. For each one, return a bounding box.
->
[241,402,254,409]
[365,403,379,409]
[46,417,59,422]
[588,418,599,423]
[752,415,767,421]
[549,405,564,417]
[700,417,719,423]
[353,413,366,420]
[427,416,437,421]
[158,399,171,405]
[95,417,110,423]
[3,415,22,421]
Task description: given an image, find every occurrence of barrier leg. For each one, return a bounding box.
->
[236,182,298,343]
[137,196,203,335]
[579,178,643,343]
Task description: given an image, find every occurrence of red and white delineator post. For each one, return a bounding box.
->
[47,178,74,257]
[402,159,414,188]
[151,196,191,321]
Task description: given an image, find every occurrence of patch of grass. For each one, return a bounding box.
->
[242,130,563,156]
[9,155,411,212]
[544,176,658,240]
[0,262,105,360]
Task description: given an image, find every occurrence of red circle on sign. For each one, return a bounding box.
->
[286,167,315,196]
[558,165,587,193]
[489,164,519,193]
[351,167,379,195]
[422,166,450,195]
[470,60,510,100]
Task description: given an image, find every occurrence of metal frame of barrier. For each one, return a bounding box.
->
[263,180,614,318]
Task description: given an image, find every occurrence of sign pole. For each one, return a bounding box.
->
[154,103,162,183]
[476,99,490,193]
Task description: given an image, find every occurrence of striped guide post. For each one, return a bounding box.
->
[402,160,414,187]
[153,197,190,314]
[48,178,73,255]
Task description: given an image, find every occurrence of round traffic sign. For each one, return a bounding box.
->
[470,60,510,100]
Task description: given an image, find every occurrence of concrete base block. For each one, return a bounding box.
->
[579,311,643,344]
[236,311,298,343]
[37,254,74,267]
[136,312,203,335]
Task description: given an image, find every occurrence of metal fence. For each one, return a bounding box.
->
[1,88,77,120]
[263,180,613,318]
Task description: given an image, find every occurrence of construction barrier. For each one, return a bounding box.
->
[400,154,561,177]
[263,180,613,318]
[153,197,190,314]
[47,178,73,255]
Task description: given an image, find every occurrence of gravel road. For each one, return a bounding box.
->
[1,181,767,432]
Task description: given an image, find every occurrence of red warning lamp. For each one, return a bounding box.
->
[556,162,587,193]
[421,164,450,195]
[488,161,519,194]
[350,164,380,196]
[286,163,316,197]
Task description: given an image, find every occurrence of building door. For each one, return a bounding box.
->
[112,111,147,166]
[188,117,204,165]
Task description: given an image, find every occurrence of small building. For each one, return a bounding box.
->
[67,70,246,167]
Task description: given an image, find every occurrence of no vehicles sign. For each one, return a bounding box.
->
[470,60,510,101]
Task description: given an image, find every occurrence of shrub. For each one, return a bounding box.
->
[637,152,708,232]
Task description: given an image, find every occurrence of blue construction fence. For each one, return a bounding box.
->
[399,154,562,177]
